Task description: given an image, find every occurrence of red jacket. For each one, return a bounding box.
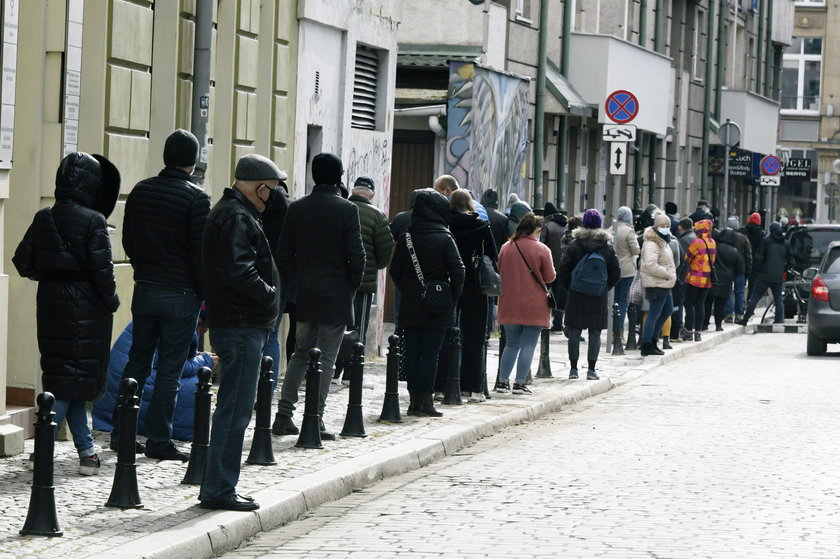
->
[497,236,556,327]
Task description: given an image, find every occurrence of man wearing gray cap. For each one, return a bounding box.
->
[199,153,283,511]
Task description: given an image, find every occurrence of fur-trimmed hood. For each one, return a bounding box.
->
[643,226,668,247]
[572,227,612,243]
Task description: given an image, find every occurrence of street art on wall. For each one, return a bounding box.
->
[446,62,530,208]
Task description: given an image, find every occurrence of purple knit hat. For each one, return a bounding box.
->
[582,209,602,229]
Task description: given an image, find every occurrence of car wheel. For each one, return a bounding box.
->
[807,329,827,356]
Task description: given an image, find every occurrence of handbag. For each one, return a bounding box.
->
[513,240,556,311]
[701,238,719,283]
[628,266,644,305]
[405,232,453,312]
[473,239,501,297]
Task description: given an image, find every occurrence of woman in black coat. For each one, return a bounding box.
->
[703,228,744,331]
[434,190,497,401]
[13,152,121,475]
[390,189,465,417]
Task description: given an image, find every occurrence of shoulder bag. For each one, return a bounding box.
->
[514,240,556,311]
[405,232,453,312]
[473,237,501,297]
[701,238,719,284]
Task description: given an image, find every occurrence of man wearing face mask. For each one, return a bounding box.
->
[199,153,283,511]
[272,152,365,440]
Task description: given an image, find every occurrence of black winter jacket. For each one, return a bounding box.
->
[558,228,621,330]
[449,209,497,296]
[202,187,280,329]
[123,168,210,296]
[740,223,765,276]
[754,223,794,283]
[389,189,421,242]
[390,190,465,329]
[710,229,744,299]
[539,214,567,274]
[261,184,291,303]
[486,207,509,251]
[277,184,365,325]
[14,152,121,401]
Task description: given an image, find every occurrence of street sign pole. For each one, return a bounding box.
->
[717,119,740,222]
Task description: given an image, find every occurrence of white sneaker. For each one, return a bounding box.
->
[341,379,351,387]
[433,391,444,401]
[468,392,486,403]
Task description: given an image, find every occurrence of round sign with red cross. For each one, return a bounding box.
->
[604,90,640,124]
[760,155,782,176]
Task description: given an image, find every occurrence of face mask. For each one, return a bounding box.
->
[657,227,670,236]
[259,184,280,210]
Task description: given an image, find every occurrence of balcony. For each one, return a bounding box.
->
[772,0,795,46]
[567,32,672,136]
[719,90,780,154]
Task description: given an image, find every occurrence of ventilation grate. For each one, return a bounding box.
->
[352,46,379,130]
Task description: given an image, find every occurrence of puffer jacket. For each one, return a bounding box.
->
[710,228,744,299]
[684,219,717,288]
[558,227,621,330]
[614,219,641,278]
[754,223,794,283]
[13,152,121,401]
[350,194,395,294]
[507,200,532,236]
[450,209,497,295]
[640,227,677,289]
[740,223,766,277]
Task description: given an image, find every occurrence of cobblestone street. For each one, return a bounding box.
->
[226,332,840,558]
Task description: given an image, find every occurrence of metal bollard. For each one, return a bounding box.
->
[493,327,506,390]
[20,392,62,537]
[481,333,491,399]
[378,335,402,423]
[182,367,213,485]
[442,327,463,405]
[340,343,367,437]
[610,302,625,355]
[535,328,553,377]
[106,378,143,509]
[396,327,406,382]
[295,349,323,449]
[246,356,277,465]
[625,303,639,351]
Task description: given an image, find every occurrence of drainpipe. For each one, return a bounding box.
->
[191,0,213,189]
[639,0,648,48]
[633,0,648,210]
[557,0,574,211]
[533,0,549,209]
[763,0,774,98]
[654,0,665,53]
[700,0,716,201]
[715,0,726,121]
[756,0,765,92]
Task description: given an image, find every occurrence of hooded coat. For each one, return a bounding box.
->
[390,190,465,329]
[640,227,677,290]
[389,189,421,242]
[13,152,121,401]
[740,222,765,276]
[449,209,498,294]
[538,213,568,273]
[709,228,744,299]
[614,207,641,278]
[684,219,717,288]
[557,227,621,330]
[754,223,794,283]
[507,200,533,236]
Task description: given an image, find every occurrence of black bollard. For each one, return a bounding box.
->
[20,392,62,537]
[442,327,463,405]
[106,378,143,509]
[493,327,506,390]
[625,303,638,351]
[481,333,491,399]
[535,328,553,377]
[610,302,625,356]
[379,335,402,423]
[182,367,213,484]
[295,349,323,449]
[396,327,406,382]
[341,342,367,437]
[246,356,277,465]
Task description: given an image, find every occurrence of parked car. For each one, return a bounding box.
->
[784,224,840,318]
[805,240,840,356]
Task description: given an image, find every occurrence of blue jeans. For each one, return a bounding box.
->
[53,399,95,458]
[403,327,446,393]
[199,326,270,502]
[615,276,634,331]
[641,293,674,343]
[744,279,784,323]
[112,282,201,452]
[263,308,285,394]
[726,274,746,316]
[499,324,542,384]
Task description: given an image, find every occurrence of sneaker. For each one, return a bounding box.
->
[494,381,510,393]
[468,392,486,403]
[27,452,35,471]
[724,313,734,323]
[694,331,702,342]
[341,379,351,387]
[586,369,599,380]
[735,318,748,326]
[511,383,532,395]
[330,377,341,385]
[735,314,744,322]
[715,325,724,332]
[679,329,692,342]
[79,454,101,476]
[568,368,579,380]
[433,391,444,402]
[145,445,189,462]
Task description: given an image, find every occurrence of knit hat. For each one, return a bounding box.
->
[664,201,678,215]
[582,209,602,229]
[653,212,671,228]
[163,129,199,168]
[727,216,739,229]
[507,193,520,207]
[480,189,499,209]
[353,176,375,191]
[697,199,709,208]
[747,212,761,225]
[234,154,286,182]
[312,152,344,185]
[544,202,559,216]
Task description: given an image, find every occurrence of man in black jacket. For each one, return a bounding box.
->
[199,154,283,511]
[738,222,794,325]
[113,129,209,460]
[272,153,366,439]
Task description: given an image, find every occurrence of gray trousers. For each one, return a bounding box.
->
[277,322,345,419]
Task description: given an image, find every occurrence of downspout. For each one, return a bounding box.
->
[715,0,726,121]
[533,0,549,209]
[763,0,774,98]
[756,0,765,92]
[428,115,447,177]
[557,0,573,211]
[634,0,647,210]
[191,0,213,189]
[650,0,664,206]
[654,0,664,53]
[700,0,716,201]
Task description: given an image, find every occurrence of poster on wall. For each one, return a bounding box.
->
[446,62,530,208]
[0,0,18,169]
[63,0,84,157]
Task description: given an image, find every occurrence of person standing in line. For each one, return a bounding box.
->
[14,152,121,476]
[495,212,555,394]
[389,189,465,416]
[724,216,752,323]
[674,217,696,341]
[682,218,716,341]
[740,212,765,305]
[539,203,567,332]
[737,222,794,326]
[480,189,510,251]
[507,198,533,236]
[613,206,640,342]
[557,209,620,380]
[199,154,283,511]
[703,227,743,331]
[689,200,712,223]
[113,129,209,460]
[638,213,677,356]
[271,153,365,440]
[665,201,680,236]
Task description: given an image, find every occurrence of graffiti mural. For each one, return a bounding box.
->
[446,62,530,207]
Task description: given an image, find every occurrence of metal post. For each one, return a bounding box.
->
[494,326,506,390]
[340,343,367,437]
[626,303,639,351]
[723,120,731,221]
[442,327,464,405]
[295,349,323,449]
[20,393,62,537]
[182,367,213,484]
[379,335,402,423]
[611,303,626,355]
[700,0,717,200]
[246,357,277,465]
[533,0,550,209]
[190,0,213,188]
[535,328,553,377]
[106,379,143,509]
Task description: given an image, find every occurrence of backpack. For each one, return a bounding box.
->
[570,250,607,297]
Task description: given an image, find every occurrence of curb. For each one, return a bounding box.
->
[108,327,743,558]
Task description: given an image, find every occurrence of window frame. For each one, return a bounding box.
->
[781,36,822,115]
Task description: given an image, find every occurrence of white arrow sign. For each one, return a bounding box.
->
[603,124,637,142]
[609,142,627,175]
[759,175,780,186]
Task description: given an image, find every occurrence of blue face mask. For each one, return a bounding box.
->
[657,227,671,236]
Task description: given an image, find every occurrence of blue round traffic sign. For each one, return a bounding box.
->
[605,90,639,124]
[760,155,781,176]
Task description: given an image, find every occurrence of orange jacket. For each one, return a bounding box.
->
[684,219,717,288]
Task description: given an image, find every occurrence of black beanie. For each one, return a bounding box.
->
[665,201,678,215]
[312,152,344,185]
[163,129,199,168]
[544,202,559,216]
[480,189,499,209]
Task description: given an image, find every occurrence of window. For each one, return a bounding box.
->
[693,7,707,81]
[794,0,825,5]
[351,45,382,131]
[781,37,822,112]
[515,0,532,21]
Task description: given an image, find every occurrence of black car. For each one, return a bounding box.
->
[806,240,840,355]
[783,224,840,317]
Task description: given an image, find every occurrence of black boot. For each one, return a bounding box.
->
[639,342,652,356]
[319,418,336,441]
[407,393,419,416]
[662,336,673,350]
[650,340,665,355]
[271,414,299,436]
[417,393,443,417]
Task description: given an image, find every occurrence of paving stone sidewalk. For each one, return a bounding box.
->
[0,324,745,559]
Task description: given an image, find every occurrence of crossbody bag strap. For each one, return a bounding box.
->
[700,238,714,270]
[514,240,548,293]
[404,232,426,289]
